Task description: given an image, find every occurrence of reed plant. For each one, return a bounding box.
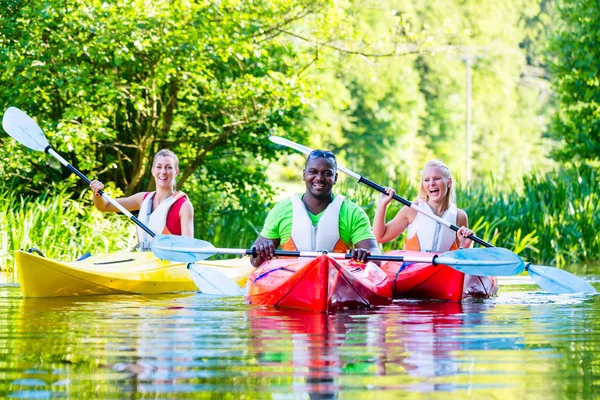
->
[0,188,136,271]
[461,165,600,266]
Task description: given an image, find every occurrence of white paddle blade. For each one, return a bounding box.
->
[188,265,243,296]
[528,264,597,294]
[2,107,50,151]
[269,136,362,181]
[437,247,525,276]
[269,136,312,155]
[151,234,216,263]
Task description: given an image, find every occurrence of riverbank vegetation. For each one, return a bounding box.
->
[1,0,598,269]
[1,164,598,270]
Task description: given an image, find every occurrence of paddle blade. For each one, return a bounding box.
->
[188,264,244,296]
[269,136,312,155]
[527,264,597,294]
[2,107,50,151]
[151,234,216,263]
[437,247,525,276]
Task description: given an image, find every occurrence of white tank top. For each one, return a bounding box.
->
[289,194,345,252]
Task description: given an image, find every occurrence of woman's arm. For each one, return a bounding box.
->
[374,205,413,243]
[455,209,473,248]
[373,188,421,243]
[179,201,194,238]
[90,180,145,212]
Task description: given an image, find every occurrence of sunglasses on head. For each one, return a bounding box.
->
[308,149,336,160]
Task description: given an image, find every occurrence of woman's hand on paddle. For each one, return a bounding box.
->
[457,226,474,248]
[90,180,104,195]
[377,187,396,209]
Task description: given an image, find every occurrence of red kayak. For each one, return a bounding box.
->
[380,250,498,302]
[245,255,393,312]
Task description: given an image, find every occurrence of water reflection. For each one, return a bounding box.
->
[247,301,503,397]
[0,282,598,398]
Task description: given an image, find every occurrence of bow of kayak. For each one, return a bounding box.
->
[245,255,393,312]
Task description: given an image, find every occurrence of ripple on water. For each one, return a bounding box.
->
[0,278,598,398]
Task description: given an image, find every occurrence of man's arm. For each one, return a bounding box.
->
[250,235,281,268]
[352,238,381,263]
[249,199,289,268]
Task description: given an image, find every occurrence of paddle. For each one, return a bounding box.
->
[186,264,244,296]
[151,234,525,275]
[2,107,155,237]
[269,136,597,294]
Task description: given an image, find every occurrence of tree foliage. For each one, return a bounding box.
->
[0,0,323,199]
[300,0,556,185]
[0,0,454,240]
[0,0,571,246]
[547,0,600,164]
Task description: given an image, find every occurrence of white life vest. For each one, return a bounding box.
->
[288,194,345,252]
[405,202,458,252]
[136,191,187,246]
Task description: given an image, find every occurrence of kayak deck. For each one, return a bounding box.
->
[16,251,252,298]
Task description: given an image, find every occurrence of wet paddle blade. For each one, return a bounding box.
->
[188,264,244,296]
[2,107,50,151]
[151,234,217,263]
[527,264,597,294]
[436,247,525,276]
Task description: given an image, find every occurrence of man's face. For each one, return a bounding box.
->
[303,157,338,199]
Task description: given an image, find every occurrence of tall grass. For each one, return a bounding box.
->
[461,165,600,266]
[0,189,136,271]
[0,186,268,270]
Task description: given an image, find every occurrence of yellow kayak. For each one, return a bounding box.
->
[15,250,253,298]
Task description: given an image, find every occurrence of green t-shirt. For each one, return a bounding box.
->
[259,194,375,247]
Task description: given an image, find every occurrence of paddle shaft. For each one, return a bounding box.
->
[45,146,156,237]
[159,244,410,262]
[225,248,425,262]
[154,245,514,266]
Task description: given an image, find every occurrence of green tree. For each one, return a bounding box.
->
[0,0,324,198]
[547,0,600,164]
[297,0,555,187]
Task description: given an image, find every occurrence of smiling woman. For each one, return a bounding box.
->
[373,159,473,252]
[373,159,499,298]
[89,149,194,249]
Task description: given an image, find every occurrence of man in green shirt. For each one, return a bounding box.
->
[250,149,380,268]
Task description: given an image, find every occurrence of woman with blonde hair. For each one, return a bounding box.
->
[89,149,194,248]
[373,160,473,252]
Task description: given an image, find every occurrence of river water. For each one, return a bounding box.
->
[0,269,598,399]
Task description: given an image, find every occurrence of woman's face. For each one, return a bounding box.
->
[421,166,451,202]
[152,156,178,190]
